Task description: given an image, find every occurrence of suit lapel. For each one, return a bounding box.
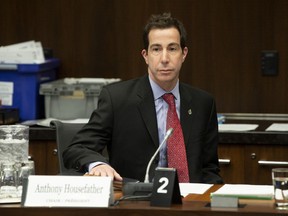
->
[137,76,159,147]
[179,85,194,145]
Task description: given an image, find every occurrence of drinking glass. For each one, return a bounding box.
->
[272,168,288,210]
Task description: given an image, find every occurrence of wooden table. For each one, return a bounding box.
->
[1,185,287,216]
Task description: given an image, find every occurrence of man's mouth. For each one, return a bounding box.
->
[159,69,172,73]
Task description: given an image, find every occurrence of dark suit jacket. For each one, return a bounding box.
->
[63,75,223,184]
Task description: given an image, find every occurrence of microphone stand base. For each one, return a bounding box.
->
[122,182,153,196]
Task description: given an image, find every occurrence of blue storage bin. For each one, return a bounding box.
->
[0,58,60,121]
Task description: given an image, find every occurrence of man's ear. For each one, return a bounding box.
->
[141,49,149,64]
[182,47,188,62]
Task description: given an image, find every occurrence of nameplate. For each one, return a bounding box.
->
[22,175,114,207]
[210,195,239,208]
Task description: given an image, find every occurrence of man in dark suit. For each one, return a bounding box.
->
[63,13,223,184]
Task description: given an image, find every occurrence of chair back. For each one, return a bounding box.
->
[50,120,85,174]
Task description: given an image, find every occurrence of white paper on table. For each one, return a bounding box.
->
[265,123,288,131]
[179,183,213,197]
[218,124,258,132]
[211,184,274,199]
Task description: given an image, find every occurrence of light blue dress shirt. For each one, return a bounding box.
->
[148,76,181,167]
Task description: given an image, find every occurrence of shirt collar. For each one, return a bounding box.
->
[148,75,180,101]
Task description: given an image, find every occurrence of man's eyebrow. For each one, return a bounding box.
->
[150,43,161,47]
[150,43,180,47]
[168,42,180,46]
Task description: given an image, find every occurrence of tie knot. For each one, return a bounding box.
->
[162,93,175,106]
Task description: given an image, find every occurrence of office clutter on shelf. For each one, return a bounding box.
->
[0,58,60,121]
[0,108,19,125]
[39,78,121,120]
[0,41,46,64]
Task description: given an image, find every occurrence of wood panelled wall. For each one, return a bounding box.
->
[1,0,288,113]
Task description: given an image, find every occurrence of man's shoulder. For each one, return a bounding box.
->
[104,75,148,91]
[180,82,214,100]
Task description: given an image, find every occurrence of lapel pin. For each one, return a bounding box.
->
[188,109,192,115]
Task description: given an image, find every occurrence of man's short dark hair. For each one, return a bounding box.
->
[143,13,187,51]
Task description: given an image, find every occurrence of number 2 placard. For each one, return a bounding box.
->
[150,167,182,207]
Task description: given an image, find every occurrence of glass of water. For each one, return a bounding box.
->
[272,168,288,210]
[0,162,18,198]
[0,125,29,163]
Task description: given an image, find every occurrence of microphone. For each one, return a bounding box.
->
[144,128,174,183]
[122,128,174,197]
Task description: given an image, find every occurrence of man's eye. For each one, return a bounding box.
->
[168,46,179,52]
[151,47,162,55]
[152,47,160,52]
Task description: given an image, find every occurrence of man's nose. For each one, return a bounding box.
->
[161,50,169,63]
